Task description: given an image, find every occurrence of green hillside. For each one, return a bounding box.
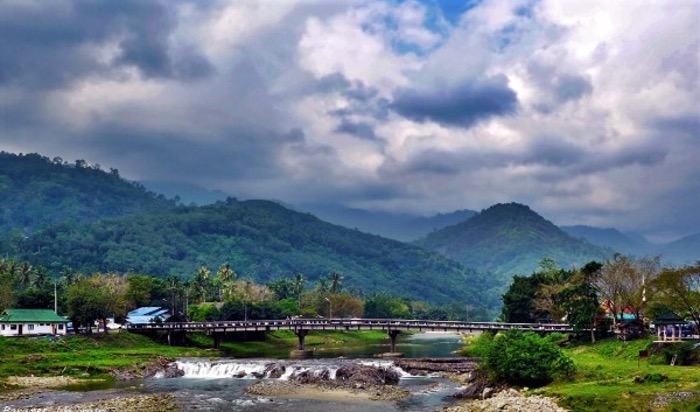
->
[416,203,610,284]
[0,152,175,237]
[1,198,499,312]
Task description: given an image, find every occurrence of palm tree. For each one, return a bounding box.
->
[18,262,32,291]
[329,271,343,294]
[216,263,236,301]
[193,266,211,304]
[33,268,47,288]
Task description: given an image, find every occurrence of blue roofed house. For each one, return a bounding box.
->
[125,307,171,324]
[0,309,69,336]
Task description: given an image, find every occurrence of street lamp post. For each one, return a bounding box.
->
[324,297,332,319]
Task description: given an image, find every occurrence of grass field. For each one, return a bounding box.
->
[535,338,700,411]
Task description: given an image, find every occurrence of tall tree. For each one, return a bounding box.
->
[560,261,603,342]
[595,254,660,324]
[191,266,212,304]
[652,262,700,330]
[215,263,236,301]
[329,271,343,294]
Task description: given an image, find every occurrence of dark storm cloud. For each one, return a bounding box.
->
[0,0,212,89]
[334,120,378,141]
[391,75,518,127]
[84,123,302,182]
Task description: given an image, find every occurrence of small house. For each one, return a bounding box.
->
[0,309,69,337]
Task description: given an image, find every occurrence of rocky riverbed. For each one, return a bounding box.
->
[445,388,568,412]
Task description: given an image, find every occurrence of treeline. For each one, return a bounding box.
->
[0,258,491,332]
[501,256,700,339]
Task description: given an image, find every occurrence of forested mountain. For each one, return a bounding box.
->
[662,233,700,265]
[298,203,477,241]
[141,180,230,206]
[561,225,699,265]
[416,203,610,285]
[561,225,653,256]
[0,152,175,237]
[0,198,500,313]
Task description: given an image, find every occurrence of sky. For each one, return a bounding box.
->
[0,0,698,242]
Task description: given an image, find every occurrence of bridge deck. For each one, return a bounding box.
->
[125,318,575,333]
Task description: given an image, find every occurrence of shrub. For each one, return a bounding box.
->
[484,330,575,387]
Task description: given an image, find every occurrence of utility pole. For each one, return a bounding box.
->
[54,274,58,314]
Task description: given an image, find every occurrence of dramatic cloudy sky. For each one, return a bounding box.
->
[0,0,698,241]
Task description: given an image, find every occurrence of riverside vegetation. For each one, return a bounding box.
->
[458,332,700,412]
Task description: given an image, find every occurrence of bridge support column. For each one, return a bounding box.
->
[295,329,308,350]
[290,329,313,359]
[213,332,223,349]
[380,330,404,358]
[388,330,400,353]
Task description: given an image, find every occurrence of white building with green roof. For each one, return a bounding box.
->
[0,309,69,337]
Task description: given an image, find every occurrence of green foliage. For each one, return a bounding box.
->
[363,292,411,318]
[480,330,576,387]
[416,202,609,284]
[66,278,111,331]
[0,152,175,238]
[536,338,700,412]
[187,303,220,322]
[501,273,549,322]
[3,199,497,312]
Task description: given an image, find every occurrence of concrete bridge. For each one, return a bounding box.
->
[126,318,575,355]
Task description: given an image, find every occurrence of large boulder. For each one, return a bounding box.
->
[335,364,399,386]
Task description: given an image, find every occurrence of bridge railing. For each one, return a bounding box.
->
[124,318,574,332]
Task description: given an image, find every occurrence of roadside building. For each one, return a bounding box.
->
[125,307,171,324]
[0,309,69,337]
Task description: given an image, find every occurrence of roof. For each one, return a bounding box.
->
[127,307,169,317]
[126,307,170,324]
[654,312,685,324]
[0,309,69,323]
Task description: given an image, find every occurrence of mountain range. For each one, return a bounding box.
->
[0,151,697,316]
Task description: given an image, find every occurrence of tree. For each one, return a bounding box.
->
[191,266,212,304]
[595,255,660,325]
[652,262,700,331]
[215,263,236,301]
[560,261,603,342]
[66,277,111,334]
[329,271,343,294]
[532,259,570,322]
[364,293,411,318]
[483,330,575,387]
[501,273,549,323]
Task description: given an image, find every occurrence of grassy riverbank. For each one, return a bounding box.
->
[0,329,393,389]
[535,338,700,411]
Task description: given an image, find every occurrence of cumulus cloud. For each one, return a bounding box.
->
[0,0,698,240]
[391,75,518,127]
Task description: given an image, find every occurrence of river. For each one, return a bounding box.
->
[2,332,470,411]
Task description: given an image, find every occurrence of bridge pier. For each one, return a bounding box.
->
[290,329,313,359]
[213,332,223,349]
[380,330,404,358]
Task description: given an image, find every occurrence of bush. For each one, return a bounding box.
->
[484,330,575,387]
